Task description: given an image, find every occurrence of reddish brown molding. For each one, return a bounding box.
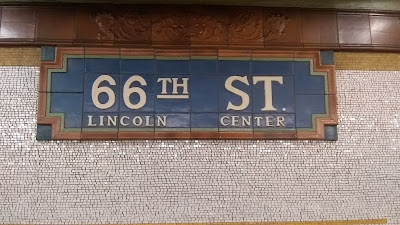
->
[1,4,400,50]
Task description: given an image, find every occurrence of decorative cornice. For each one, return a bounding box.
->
[0,5,399,50]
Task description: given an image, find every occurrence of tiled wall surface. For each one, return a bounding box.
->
[0,51,400,224]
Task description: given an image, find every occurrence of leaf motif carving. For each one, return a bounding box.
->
[191,15,227,42]
[264,15,290,41]
[91,9,152,41]
[228,9,263,42]
[152,16,189,42]
[90,10,115,40]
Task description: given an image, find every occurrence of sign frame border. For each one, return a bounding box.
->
[37,47,338,140]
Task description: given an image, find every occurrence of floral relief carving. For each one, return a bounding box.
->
[152,15,189,42]
[90,10,115,40]
[90,8,290,44]
[228,9,263,43]
[191,14,227,43]
[90,9,152,41]
[264,14,290,41]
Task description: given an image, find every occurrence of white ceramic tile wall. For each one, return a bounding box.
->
[0,67,399,224]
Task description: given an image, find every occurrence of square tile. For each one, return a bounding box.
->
[190,75,218,112]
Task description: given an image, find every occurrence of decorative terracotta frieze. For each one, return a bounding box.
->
[0,5,399,50]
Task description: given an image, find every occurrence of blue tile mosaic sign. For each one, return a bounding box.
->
[37,47,338,140]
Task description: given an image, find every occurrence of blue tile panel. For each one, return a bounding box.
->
[46,54,331,134]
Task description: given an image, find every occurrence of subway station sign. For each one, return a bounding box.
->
[37,47,338,140]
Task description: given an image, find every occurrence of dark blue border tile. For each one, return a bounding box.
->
[41,46,55,61]
[324,125,338,141]
[36,125,52,140]
[321,51,334,65]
